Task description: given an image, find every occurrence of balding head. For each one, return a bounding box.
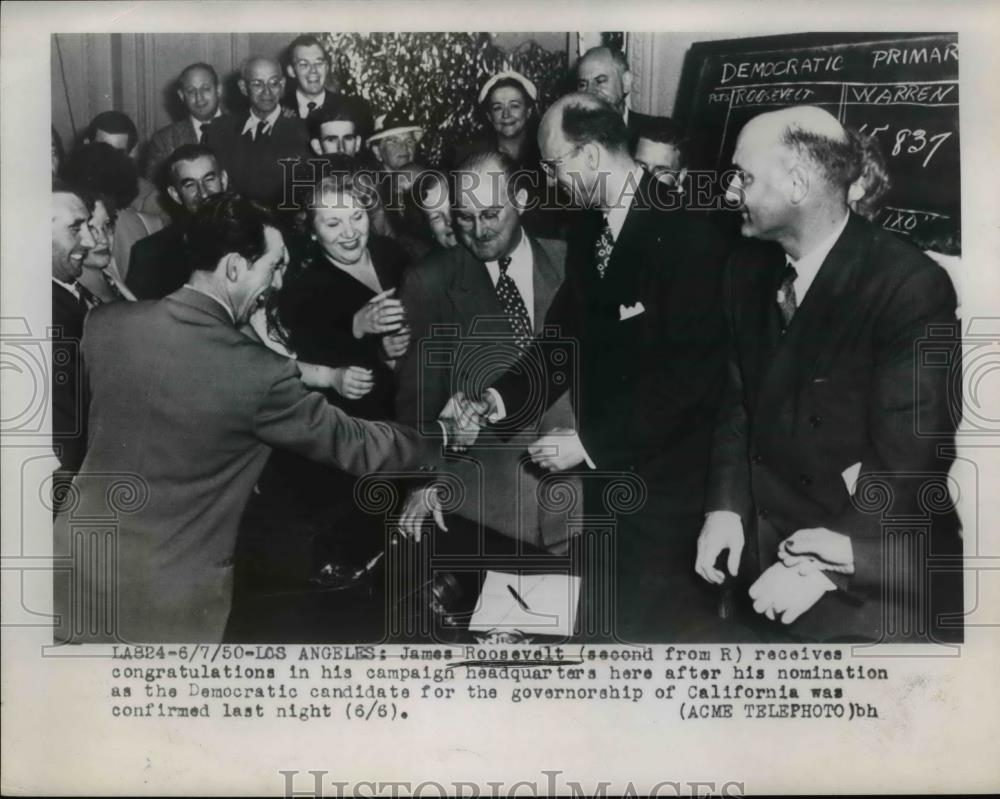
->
[576,46,632,113]
[727,106,857,249]
[239,57,285,116]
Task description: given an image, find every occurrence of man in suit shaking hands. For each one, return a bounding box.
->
[55,193,438,643]
[695,106,963,643]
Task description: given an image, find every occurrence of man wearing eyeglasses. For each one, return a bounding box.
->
[394,150,581,555]
[203,56,310,208]
[460,93,733,641]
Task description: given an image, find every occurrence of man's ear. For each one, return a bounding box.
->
[584,142,601,171]
[788,162,809,205]
[512,186,528,214]
[310,139,322,156]
[238,78,248,98]
[621,68,633,98]
[176,88,186,107]
[285,64,296,80]
[220,170,229,191]
[371,144,385,164]
[223,253,245,283]
[166,186,181,207]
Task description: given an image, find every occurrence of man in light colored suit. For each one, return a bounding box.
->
[395,151,581,554]
[144,62,225,183]
[54,193,439,643]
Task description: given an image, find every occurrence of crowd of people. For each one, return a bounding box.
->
[50,35,962,645]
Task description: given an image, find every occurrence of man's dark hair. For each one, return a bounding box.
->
[782,126,861,190]
[285,34,331,67]
[164,143,220,188]
[52,177,95,212]
[636,116,689,168]
[307,97,373,141]
[187,193,275,273]
[177,62,219,88]
[560,99,630,155]
[84,110,139,153]
[59,141,138,215]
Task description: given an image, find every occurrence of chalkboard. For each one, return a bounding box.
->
[675,33,960,252]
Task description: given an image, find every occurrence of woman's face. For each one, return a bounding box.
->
[83,200,114,270]
[488,85,531,141]
[311,190,370,266]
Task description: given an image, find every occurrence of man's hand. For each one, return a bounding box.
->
[353,288,405,338]
[695,510,745,585]
[438,391,492,452]
[527,428,587,471]
[399,486,448,541]
[778,528,855,576]
[748,563,837,624]
[381,325,411,361]
[330,366,375,400]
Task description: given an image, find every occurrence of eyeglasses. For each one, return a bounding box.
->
[452,208,503,229]
[247,78,283,92]
[540,145,581,176]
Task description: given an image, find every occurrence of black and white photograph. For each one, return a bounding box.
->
[2,1,999,795]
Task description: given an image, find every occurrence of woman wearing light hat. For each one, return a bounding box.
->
[477,70,540,169]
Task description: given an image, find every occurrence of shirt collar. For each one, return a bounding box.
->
[786,211,850,274]
[296,89,325,118]
[190,109,222,139]
[182,283,235,323]
[241,106,282,138]
[52,276,80,299]
[604,165,643,241]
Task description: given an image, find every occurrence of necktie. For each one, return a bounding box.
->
[255,119,268,141]
[777,264,798,328]
[495,256,532,348]
[594,218,614,279]
[199,122,211,142]
[306,101,317,117]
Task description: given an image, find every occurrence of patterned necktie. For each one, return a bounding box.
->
[777,264,798,328]
[495,255,532,348]
[594,217,614,279]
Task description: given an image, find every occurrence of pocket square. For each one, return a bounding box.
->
[619,301,645,321]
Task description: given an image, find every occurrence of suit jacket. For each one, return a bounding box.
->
[126,223,190,300]
[493,173,731,547]
[706,212,962,642]
[626,108,667,152]
[51,281,89,475]
[203,111,310,207]
[53,287,436,642]
[396,233,580,552]
[282,89,374,131]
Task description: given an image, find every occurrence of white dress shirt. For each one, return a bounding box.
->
[190,109,223,143]
[484,228,535,327]
[786,212,850,304]
[604,167,641,243]
[52,276,81,300]
[296,89,325,120]
[241,106,282,140]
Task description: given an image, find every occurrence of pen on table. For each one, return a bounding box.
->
[507,583,530,612]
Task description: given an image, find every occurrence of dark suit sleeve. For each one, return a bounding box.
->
[394,262,445,430]
[827,261,959,590]
[253,353,436,475]
[704,255,754,523]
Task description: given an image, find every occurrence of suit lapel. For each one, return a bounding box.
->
[446,247,504,334]
[757,214,868,406]
[529,235,561,333]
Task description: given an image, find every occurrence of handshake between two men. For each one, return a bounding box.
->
[399,390,590,539]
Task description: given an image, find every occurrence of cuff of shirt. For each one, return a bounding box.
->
[485,387,506,423]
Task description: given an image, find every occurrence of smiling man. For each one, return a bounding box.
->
[51,180,97,477]
[54,193,438,643]
[696,105,962,643]
[203,56,310,207]
[144,63,226,182]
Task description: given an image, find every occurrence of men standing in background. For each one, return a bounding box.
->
[696,106,962,642]
[204,56,310,208]
[575,46,667,151]
[144,62,225,182]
